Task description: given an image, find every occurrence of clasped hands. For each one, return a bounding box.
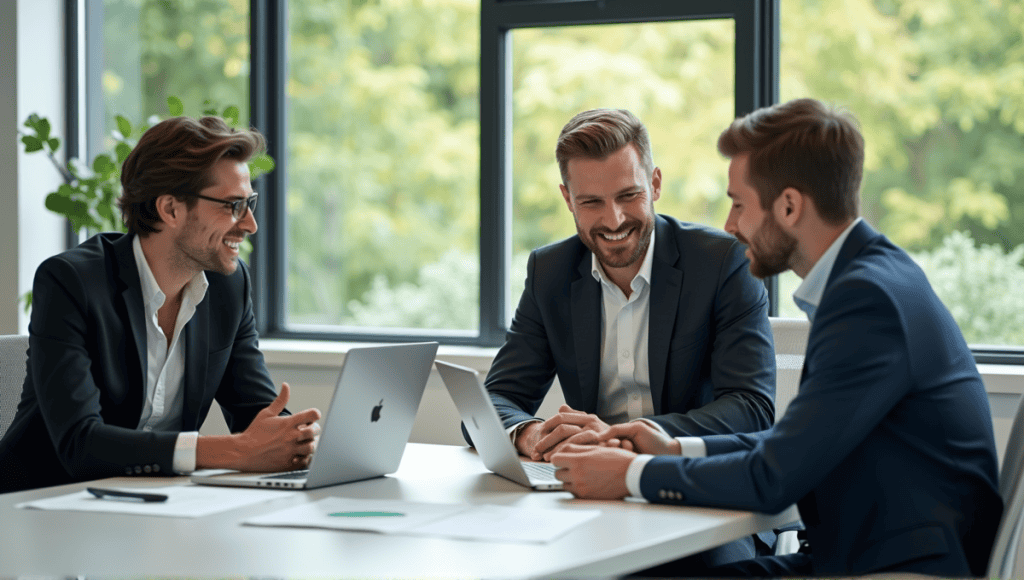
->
[517,405,681,500]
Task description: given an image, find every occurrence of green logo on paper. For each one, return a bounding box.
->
[328,511,405,518]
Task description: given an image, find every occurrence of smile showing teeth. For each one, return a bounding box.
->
[224,240,240,250]
[601,229,631,241]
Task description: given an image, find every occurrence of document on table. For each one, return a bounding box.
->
[17,485,296,518]
[245,497,601,543]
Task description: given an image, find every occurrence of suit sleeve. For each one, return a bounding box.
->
[211,260,282,432]
[28,256,177,480]
[647,239,776,436]
[640,277,909,514]
[481,251,557,433]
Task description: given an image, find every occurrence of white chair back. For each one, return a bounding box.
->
[0,334,29,439]
[988,393,1024,579]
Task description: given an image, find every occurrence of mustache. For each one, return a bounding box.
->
[590,221,642,236]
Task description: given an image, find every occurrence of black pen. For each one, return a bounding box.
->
[86,487,169,503]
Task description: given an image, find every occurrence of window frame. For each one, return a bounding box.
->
[76,0,1024,365]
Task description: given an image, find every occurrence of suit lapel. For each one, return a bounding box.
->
[648,216,682,411]
[571,253,602,413]
[182,296,210,430]
[113,234,148,395]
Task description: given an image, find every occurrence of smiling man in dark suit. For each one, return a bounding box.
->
[481,108,777,565]
[551,99,1003,577]
[0,116,321,494]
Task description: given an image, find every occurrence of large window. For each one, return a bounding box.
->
[83,0,1024,359]
[777,0,1024,356]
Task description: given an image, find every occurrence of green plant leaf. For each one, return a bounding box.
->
[23,113,41,131]
[116,115,132,139]
[36,118,51,141]
[115,142,133,165]
[47,137,60,152]
[45,192,88,218]
[92,154,116,178]
[167,96,184,116]
[21,290,32,315]
[249,153,276,179]
[21,135,43,152]
[222,105,240,125]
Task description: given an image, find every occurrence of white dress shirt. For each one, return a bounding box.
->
[592,226,656,424]
[508,229,659,442]
[132,236,208,474]
[624,218,864,499]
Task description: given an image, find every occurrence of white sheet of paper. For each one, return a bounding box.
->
[245,496,600,543]
[17,485,296,518]
[409,504,600,543]
[245,497,468,533]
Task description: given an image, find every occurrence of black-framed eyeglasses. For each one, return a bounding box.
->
[191,192,258,220]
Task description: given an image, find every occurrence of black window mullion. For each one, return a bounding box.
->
[250,0,288,336]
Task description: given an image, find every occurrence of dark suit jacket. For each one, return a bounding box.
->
[485,214,776,437]
[639,221,1003,576]
[0,233,280,494]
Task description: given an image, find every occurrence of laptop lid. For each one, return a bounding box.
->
[434,360,562,490]
[192,342,438,490]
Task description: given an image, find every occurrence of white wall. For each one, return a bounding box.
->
[0,0,69,335]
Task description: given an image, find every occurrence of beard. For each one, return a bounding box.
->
[577,211,655,271]
[174,215,242,276]
[737,212,797,279]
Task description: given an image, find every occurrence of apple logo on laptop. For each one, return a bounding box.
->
[371,399,384,422]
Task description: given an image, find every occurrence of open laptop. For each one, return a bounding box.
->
[435,360,563,491]
[192,342,438,490]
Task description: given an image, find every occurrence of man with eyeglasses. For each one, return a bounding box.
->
[0,116,321,494]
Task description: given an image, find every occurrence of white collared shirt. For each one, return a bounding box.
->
[792,218,863,321]
[623,217,864,499]
[132,236,208,473]
[591,227,657,424]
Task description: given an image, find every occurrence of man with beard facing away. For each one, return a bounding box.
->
[0,116,321,494]
[551,98,1003,578]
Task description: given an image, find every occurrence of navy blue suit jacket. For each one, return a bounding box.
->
[0,233,280,493]
[485,215,776,437]
[639,221,1002,576]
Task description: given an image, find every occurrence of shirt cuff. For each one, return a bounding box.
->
[173,431,199,474]
[507,419,541,443]
[626,454,655,499]
[676,437,707,458]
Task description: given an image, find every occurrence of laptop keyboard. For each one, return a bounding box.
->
[521,461,558,482]
[261,469,310,480]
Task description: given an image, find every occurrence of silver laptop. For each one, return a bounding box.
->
[192,342,438,490]
[435,360,563,491]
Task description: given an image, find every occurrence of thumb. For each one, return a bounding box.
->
[264,382,290,416]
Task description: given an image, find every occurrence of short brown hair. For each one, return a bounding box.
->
[717,98,864,225]
[555,109,654,186]
[118,116,266,236]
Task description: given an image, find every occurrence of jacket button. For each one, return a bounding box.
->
[143,465,152,473]
[134,466,142,474]
[153,465,160,473]
[659,490,667,499]
[125,467,132,475]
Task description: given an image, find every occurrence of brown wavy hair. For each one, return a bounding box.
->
[555,108,654,186]
[118,116,266,236]
[717,98,863,225]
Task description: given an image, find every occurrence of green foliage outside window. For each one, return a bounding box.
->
[96,0,1024,347]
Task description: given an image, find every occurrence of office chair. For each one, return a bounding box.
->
[0,334,28,439]
[987,393,1024,579]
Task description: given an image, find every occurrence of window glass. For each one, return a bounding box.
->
[101,0,250,146]
[285,0,480,333]
[780,0,1024,349]
[510,20,735,309]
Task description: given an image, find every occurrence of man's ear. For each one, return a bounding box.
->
[154,194,182,228]
[775,187,804,228]
[650,167,662,203]
[560,183,574,213]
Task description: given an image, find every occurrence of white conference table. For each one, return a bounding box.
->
[0,443,799,579]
